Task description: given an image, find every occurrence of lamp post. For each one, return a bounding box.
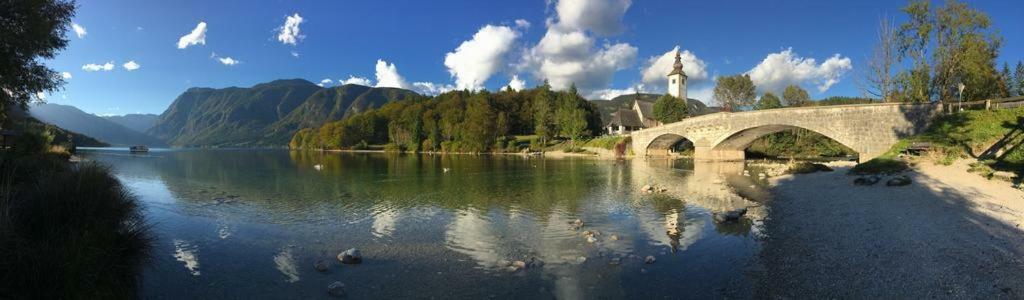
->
[957,83,966,112]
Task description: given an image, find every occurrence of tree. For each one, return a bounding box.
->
[0,0,75,122]
[555,84,588,146]
[998,62,1012,98]
[1016,61,1024,97]
[755,92,783,110]
[461,95,496,153]
[533,80,555,146]
[652,94,688,122]
[712,74,756,111]
[783,85,811,107]
[896,1,933,103]
[860,16,899,102]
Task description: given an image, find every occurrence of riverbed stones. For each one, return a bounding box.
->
[854,176,881,186]
[586,236,598,243]
[314,259,329,272]
[327,281,345,297]
[644,255,656,264]
[886,175,912,186]
[714,208,748,223]
[609,234,619,241]
[338,248,362,264]
[512,260,527,269]
[641,185,653,193]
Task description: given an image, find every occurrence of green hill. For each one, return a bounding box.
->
[149,79,421,147]
[29,103,165,146]
[589,93,714,124]
[5,106,108,147]
[103,113,160,133]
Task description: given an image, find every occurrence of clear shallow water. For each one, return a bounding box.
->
[80,148,770,299]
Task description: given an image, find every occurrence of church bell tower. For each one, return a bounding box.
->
[667,50,687,100]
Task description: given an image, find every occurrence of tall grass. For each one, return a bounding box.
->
[0,135,151,298]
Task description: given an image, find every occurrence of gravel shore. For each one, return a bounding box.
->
[755,161,1024,298]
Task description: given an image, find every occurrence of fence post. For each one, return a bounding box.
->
[985,99,991,110]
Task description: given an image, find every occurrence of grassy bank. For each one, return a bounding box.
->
[0,130,151,298]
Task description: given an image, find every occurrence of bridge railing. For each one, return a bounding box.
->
[944,96,1024,112]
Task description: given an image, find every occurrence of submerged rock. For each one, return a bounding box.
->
[327,281,345,297]
[644,255,656,264]
[886,175,912,186]
[513,260,527,269]
[609,234,620,241]
[337,248,362,264]
[609,257,621,265]
[586,236,598,243]
[854,176,881,186]
[714,208,748,223]
[313,260,329,272]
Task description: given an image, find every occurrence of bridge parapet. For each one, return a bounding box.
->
[631,103,942,162]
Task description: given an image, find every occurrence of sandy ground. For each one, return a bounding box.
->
[755,160,1024,298]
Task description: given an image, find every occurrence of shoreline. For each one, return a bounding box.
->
[754,160,1024,298]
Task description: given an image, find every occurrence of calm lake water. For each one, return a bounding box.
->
[80,148,771,299]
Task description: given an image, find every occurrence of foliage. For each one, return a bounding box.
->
[787,162,834,174]
[860,16,899,102]
[849,158,909,175]
[0,0,75,122]
[0,153,152,298]
[754,92,783,110]
[1016,61,1024,97]
[914,107,1024,167]
[713,74,756,111]
[652,94,688,122]
[815,96,877,106]
[582,135,628,150]
[783,85,811,107]
[555,85,590,146]
[746,130,856,158]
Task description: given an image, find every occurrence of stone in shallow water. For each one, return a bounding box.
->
[644,255,656,264]
[327,281,345,297]
[512,260,527,269]
[338,248,362,264]
[886,175,911,186]
[314,260,329,272]
[586,236,598,243]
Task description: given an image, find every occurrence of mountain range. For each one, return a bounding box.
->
[29,103,167,146]
[103,113,160,133]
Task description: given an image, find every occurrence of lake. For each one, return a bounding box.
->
[80,148,770,299]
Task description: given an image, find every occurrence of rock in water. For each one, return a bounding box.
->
[512,260,527,269]
[715,208,748,223]
[609,234,619,241]
[641,185,653,193]
[886,175,911,186]
[314,260,329,272]
[338,248,362,264]
[854,176,881,186]
[586,236,598,243]
[644,255,656,264]
[327,281,345,297]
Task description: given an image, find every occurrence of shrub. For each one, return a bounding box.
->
[849,158,909,175]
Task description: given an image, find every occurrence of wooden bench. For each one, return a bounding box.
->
[904,142,932,155]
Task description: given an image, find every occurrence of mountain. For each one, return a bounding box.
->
[589,93,714,124]
[29,103,166,146]
[148,79,421,147]
[103,114,160,133]
[5,106,108,147]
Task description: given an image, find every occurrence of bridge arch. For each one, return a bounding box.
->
[644,133,697,157]
[710,124,857,155]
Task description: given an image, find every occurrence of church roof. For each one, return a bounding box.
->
[668,50,687,77]
[606,109,644,127]
[635,100,655,120]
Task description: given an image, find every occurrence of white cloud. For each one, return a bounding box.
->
[641,46,709,85]
[71,23,87,39]
[82,62,115,72]
[218,57,240,65]
[746,48,853,93]
[318,78,333,87]
[554,0,632,36]
[444,25,520,91]
[36,92,46,100]
[340,75,372,86]
[374,59,410,89]
[413,82,456,95]
[688,85,715,105]
[290,51,300,58]
[506,75,526,91]
[61,72,72,79]
[177,22,207,49]
[587,86,641,100]
[276,13,305,45]
[122,60,140,71]
[515,19,531,29]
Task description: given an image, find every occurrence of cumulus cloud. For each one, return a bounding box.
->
[340,75,373,86]
[276,13,305,45]
[413,82,456,95]
[218,57,240,65]
[641,46,709,85]
[517,0,637,96]
[122,60,140,71]
[374,59,410,89]
[61,72,72,79]
[318,78,333,87]
[177,22,207,49]
[71,23,87,39]
[82,62,115,72]
[587,86,642,100]
[290,51,300,58]
[554,0,632,36]
[444,25,520,91]
[514,19,531,29]
[746,48,853,93]
[506,75,526,91]
[36,92,46,101]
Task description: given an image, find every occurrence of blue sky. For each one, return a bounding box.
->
[44,0,1024,116]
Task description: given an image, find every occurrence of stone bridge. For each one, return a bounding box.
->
[631,103,943,162]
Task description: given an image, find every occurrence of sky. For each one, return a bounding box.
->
[43,0,1024,116]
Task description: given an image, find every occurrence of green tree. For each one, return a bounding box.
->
[461,95,496,153]
[1,0,76,122]
[998,62,1012,98]
[783,85,811,107]
[896,1,933,103]
[712,74,756,111]
[1015,61,1024,97]
[533,80,555,146]
[652,94,688,122]
[555,84,588,146]
[755,92,783,110]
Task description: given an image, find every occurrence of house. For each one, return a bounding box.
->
[605,50,691,135]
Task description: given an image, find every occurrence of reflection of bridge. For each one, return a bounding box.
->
[632,103,942,162]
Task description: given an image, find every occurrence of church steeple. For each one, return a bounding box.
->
[667,49,688,100]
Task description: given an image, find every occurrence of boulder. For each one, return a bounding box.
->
[313,259,329,272]
[586,236,598,243]
[714,208,748,223]
[327,281,346,297]
[854,176,881,186]
[886,175,911,187]
[512,260,527,269]
[337,248,362,264]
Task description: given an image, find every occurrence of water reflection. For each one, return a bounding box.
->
[80,149,770,298]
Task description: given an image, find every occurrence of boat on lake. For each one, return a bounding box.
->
[129,145,149,153]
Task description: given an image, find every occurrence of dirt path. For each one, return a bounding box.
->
[754,161,1024,298]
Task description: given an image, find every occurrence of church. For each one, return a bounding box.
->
[604,50,708,135]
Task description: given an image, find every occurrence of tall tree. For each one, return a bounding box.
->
[555,84,588,145]
[712,74,756,111]
[860,16,899,102]
[1016,61,1024,97]
[783,85,812,107]
[652,94,688,122]
[931,0,1002,102]
[0,0,76,122]
[533,80,555,146]
[998,62,1012,98]
[896,1,933,103]
[755,92,783,110]
[461,95,496,153]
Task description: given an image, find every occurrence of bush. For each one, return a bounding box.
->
[0,156,151,298]
[787,162,834,174]
[582,135,628,150]
[849,158,909,175]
